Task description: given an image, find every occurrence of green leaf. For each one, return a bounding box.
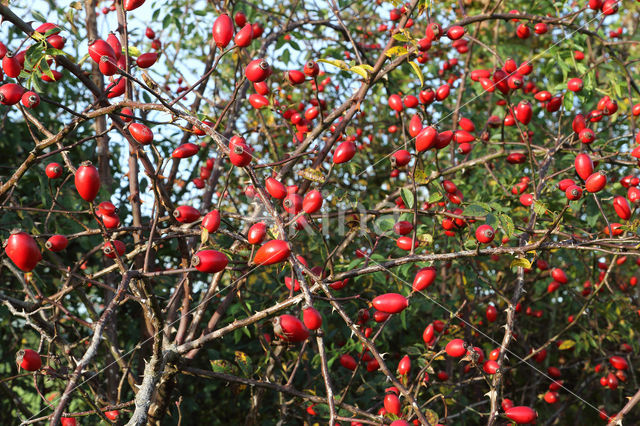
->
[428,191,442,203]
[210,359,238,375]
[409,61,424,88]
[375,216,395,233]
[498,213,515,237]
[32,10,47,23]
[280,48,290,64]
[24,44,43,71]
[463,204,488,216]
[400,188,415,209]
[533,200,547,216]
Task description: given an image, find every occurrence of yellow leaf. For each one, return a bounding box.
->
[385,46,409,58]
[510,258,532,269]
[558,340,576,350]
[317,58,349,71]
[409,61,424,88]
[201,228,209,245]
[350,65,369,79]
[297,167,325,183]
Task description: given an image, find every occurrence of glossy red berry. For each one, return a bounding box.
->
[253,240,291,265]
[287,70,305,85]
[505,406,537,424]
[475,224,495,244]
[391,149,411,167]
[283,193,303,214]
[4,231,41,271]
[103,240,125,258]
[394,221,413,235]
[339,354,357,370]
[574,153,593,180]
[415,126,437,151]
[565,185,582,200]
[88,39,116,64]
[202,210,221,232]
[578,128,595,144]
[446,25,465,40]
[388,94,403,112]
[124,0,145,11]
[46,234,68,252]
[275,314,309,342]
[303,190,323,214]
[172,142,200,158]
[383,393,401,415]
[413,267,436,291]
[128,123,154,145]
[136,52,158,68]
[372,293,408,314]
[173,205,200,223]
[21,91,40,108]
[192,250,228,273]
[265,177,287,199]
[585,172,606,193]
[229,136,252,167]
[60,418,77,426]
[567,77,583,92]
[551,268,568,284]
[515,100,532,125]
[234,24,253,47]
[445,339,467,357]
[302,306,322,330]
[0,83,24,105]
[16,349,41,371]
[245,58,272,82]
[212,14,234,48]
[613,196,631,220]
[486,305,498,322]
[105,410,119,421]
[247,222,267,245]
[333,140,356,164]
[303,60,320,77]
[609,356,629,370]
[74,162,100,202]
[45,162,63,179]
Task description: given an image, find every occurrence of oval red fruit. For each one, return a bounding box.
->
[192,250,228,273]
[212,14,234,48]
[585,172,606,193]
[505,406,538,424]
[46,234,68,252]
[445,339,467,357]
[372,293,408,314]
[16,349,41,371]
[173,205,200,223]
[253,240,290,265]
[303,189,323,214]
[413,267,436,291]
[128,123,153,145]
[574,153,593,180]
[75,162,100,202]
[333,140,356,164]
[5,231,41,271]
[247,222,267,245]
[45,162,63,179]
[302,306,322,330]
